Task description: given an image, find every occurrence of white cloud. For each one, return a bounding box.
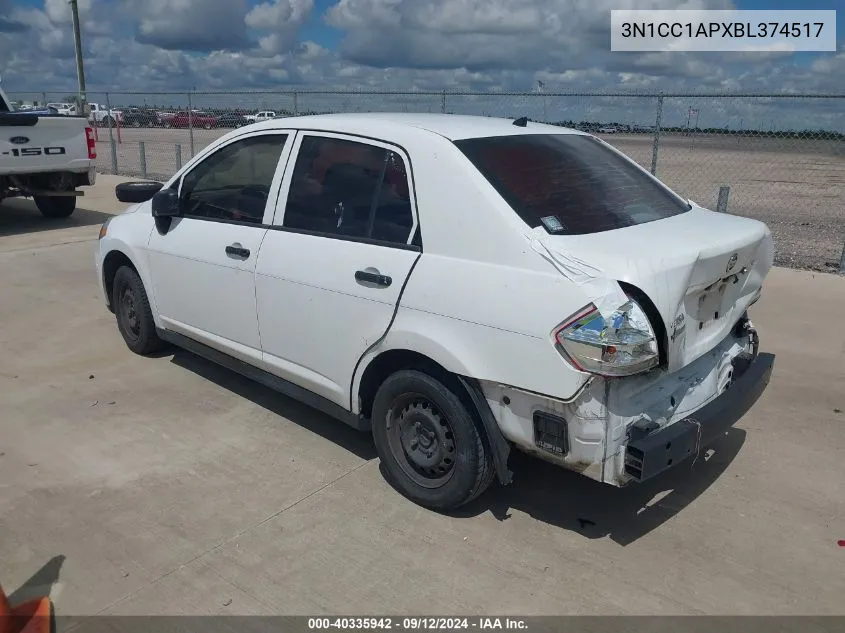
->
[0,0,841,135]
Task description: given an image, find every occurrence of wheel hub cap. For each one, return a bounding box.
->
[395,401,455,476]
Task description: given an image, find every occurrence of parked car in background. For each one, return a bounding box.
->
[245,110,276,123]
[598,126,618,134]
[88,102,123,127]
[164,111,218,129]
[122,108,160,128]
[47,103,77,116]
[98,113,774,511]
[216,112,251,128]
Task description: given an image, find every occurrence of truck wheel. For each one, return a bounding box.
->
[112,266,166,355]
[371,370,494,510]
[35,195,76,218]
[103,116,115,127]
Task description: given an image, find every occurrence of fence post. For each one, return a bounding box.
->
[139,141,147,179]
[716,186,730,213]
[839,240,845,275]
[293,91,299,116]
[187,91,195,157]
[41,92,47,107]
[175,144,182,171]
[441,90,446,114]
[105,92,118,174]
[650,93,663,176]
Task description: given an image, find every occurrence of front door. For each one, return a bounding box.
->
[255,132,421,408]
[146,131,293,364]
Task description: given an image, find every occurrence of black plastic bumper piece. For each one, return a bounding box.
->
[625,352,775,482]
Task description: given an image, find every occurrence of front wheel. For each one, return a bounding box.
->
[371,370,494,510]
[34,195,76,218]
[112,266,166,355]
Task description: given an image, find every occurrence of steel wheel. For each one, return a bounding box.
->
[386,392,457,488]
[118,285,141,343]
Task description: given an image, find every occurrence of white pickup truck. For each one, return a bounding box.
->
[1,85,97,218]
[88,102,123,127]
[245,110,276,123]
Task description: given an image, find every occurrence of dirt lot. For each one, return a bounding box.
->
[92,126,845,272]
[0,177,844,616]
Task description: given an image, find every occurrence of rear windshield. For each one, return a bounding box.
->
[455,134,690,235]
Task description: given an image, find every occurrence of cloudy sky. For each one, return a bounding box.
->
[1,0,843,128]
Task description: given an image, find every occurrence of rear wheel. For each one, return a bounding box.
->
[112,266,166,355]
[371,370,494,510]
[102,115,115,127]
[34,195,76,218]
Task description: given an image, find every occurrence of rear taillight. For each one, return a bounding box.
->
[85,127,96,159]
[553,300,659,377]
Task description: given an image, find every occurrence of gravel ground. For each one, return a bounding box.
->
[93,127,845,272]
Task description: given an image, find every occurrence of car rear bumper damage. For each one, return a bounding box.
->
[623,349,774,482]
[480,319,773,487]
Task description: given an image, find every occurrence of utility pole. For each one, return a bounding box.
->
[68,0,87,112]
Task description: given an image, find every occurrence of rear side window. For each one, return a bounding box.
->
[283,135,414,245]
[455,134,690,235]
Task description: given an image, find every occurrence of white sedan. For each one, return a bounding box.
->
[96,113,775,510]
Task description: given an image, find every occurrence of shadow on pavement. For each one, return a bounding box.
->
[6,555,65,605]
[169,349,377,461]
[455,427,746,546]
[165,340,770,544]
[0,199,113,238]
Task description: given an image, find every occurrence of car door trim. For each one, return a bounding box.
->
[157,327,370,432]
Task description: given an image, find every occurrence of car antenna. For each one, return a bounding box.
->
[513,116,528,127]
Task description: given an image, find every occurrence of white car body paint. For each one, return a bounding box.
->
[96,113,774,488]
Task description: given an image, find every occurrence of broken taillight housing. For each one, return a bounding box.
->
[553,300,659,377]
[85,127,97,159]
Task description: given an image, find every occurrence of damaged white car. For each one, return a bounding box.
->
[97,113,775,510]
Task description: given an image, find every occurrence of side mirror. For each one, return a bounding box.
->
[115,180,163,203]
[151,188,181,217]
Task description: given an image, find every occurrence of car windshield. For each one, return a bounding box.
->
[455,133,691,235]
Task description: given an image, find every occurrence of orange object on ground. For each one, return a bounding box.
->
[0,583,53,633]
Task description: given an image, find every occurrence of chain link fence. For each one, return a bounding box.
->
[9,89,844,272]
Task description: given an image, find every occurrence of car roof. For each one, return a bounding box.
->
[260,112,584,141]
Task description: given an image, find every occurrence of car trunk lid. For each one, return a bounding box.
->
[534,205,774,372]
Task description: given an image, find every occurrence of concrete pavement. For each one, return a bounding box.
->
[1,176,843,616]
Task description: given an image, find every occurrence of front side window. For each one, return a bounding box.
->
[455,134,690,235]
[282,135,414,245]
[179,134,288,224]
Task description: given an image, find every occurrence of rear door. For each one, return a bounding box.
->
[255,132,421,408]
[145,130,294,364]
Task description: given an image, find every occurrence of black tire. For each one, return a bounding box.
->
[132,120,141,128]
[163,121,172,129]
[371,370,494,510]
[112,266,166,355]
[103,116,115,127]
[203,123,212,130]
[34,195,76,218]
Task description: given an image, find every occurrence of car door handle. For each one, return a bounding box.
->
[355,270,392,287]
[225,244,250,258]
